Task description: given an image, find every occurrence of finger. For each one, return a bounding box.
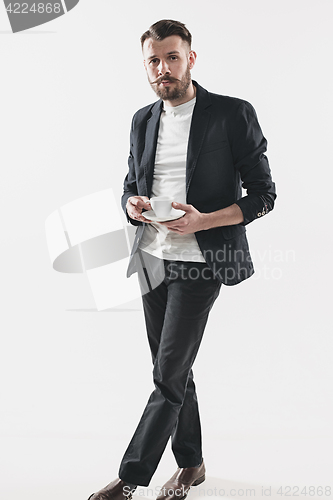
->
[130,207,142,216]
[158,219,184,227]
[129,210,143,220]
[159,221,186,229]
[129,196,147,207]
[140,215,152,222]
[137,200,152,210]
[164,221,184,229]
[172,201,192,211]
[131,211,151,222]
[129,197,141,207]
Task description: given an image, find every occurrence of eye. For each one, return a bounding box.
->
[149,58,158,65]
[170,56,177,61]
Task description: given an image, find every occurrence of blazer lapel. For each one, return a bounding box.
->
[186,81,212,194]
[140,100,163,198]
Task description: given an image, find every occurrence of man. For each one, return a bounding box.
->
[87,19,276,500]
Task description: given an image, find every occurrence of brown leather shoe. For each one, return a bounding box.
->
[156,459,206,500]
[87,478,136,500]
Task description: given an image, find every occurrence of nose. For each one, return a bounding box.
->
[158,60,170,76]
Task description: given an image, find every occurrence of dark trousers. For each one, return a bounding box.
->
[118,258,222,486]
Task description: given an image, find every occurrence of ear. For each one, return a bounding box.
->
[143,59,147,70]
[188,50,197,70]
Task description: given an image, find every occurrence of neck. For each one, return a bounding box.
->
[163,82,196,108]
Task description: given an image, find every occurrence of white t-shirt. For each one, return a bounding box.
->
[138,97,206,262]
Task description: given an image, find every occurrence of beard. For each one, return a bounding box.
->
[149,64,192,101]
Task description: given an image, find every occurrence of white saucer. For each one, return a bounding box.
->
[142,208,186,222]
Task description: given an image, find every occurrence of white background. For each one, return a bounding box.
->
[0,1,332,499]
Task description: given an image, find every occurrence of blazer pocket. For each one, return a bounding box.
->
[200,140,229,155]
[221,224,246,240]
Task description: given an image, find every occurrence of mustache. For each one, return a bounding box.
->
[150,75,180,85]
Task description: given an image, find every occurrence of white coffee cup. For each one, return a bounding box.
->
[150,196,173,218]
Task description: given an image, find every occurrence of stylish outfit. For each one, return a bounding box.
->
[139,96,205,262]
[118,81,276,487]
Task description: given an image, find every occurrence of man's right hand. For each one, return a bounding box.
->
[126,196,152,222]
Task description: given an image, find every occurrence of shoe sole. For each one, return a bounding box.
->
[177,475,206,500]
[88,493,133,500]
[192,474,206,486]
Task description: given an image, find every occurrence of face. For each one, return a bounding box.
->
[142,35,197,103]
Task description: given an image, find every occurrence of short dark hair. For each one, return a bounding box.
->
[140,19,192,49]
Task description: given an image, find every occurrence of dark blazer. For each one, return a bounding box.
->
[121,81,276,285]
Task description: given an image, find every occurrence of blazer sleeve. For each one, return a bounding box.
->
[121,116,143,227]
[230,100,277,225]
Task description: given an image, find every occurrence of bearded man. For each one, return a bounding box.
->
[87,19,276,500]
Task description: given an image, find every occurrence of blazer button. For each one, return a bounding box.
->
[257,213,261,217]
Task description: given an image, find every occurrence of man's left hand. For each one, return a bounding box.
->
[158,202,207,234]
